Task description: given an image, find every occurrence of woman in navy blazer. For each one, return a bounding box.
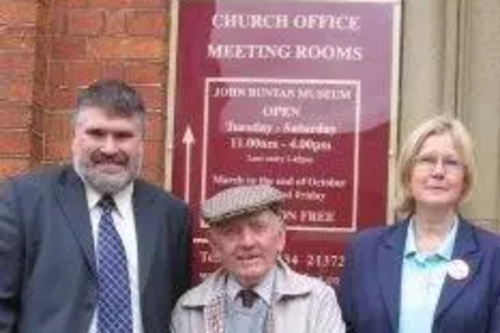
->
[339,115,500,333]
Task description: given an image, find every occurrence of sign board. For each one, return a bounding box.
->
[169,0,401,284]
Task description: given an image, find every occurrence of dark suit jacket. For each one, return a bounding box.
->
[339,218,500,333]
[0,166,191,333]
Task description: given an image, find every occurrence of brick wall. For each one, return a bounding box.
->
[0,0,170,185]
[0,0,41,176]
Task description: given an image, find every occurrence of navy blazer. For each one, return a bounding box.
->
[339,218,500,333]
[0,166,191,333]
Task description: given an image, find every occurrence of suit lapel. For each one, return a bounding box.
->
[55,166,97,278]
[133,181,159,292]
[434,220,481,320]
[377,221,409,333]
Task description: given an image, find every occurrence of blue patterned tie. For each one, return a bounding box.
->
[97,194,133,333]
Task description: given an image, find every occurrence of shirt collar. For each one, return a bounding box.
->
[85,182,134,217]
[404,216,458,260]
[225,266,276,306]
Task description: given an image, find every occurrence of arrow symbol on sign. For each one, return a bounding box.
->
[182,125,195,203]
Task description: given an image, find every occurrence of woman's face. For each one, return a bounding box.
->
[409,133,465,212]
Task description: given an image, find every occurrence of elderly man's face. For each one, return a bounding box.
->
[72,106,143,194]
[209,210,286,288]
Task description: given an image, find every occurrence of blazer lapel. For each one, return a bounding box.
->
[133,181,159,292]
[377,221,408,333]
[434,219,481,320]
[55,166,97,278]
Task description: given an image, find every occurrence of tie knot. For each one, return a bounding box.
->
[98,194,116,213]
[238,289,258,308]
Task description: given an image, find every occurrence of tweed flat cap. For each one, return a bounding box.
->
[201,184,285,224]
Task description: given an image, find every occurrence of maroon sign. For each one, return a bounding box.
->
[171,0,400,284]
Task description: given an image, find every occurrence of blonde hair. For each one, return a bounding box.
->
[396,115,476,217]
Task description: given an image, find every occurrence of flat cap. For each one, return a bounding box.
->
[201,184,285,224]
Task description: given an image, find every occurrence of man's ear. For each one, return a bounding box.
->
[207,229,221,258]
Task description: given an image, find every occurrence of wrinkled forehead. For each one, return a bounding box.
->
[213,208,281,229]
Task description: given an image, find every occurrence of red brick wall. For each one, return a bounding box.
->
[0,0,41,176]
[0,0,170,185]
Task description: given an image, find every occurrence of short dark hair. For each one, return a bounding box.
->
[74,79,146,131]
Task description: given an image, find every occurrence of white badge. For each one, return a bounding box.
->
[447,259,470,280]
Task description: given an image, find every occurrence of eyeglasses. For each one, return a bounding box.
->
[413,154,464,174]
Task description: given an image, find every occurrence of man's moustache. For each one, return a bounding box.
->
[91,152,128,165]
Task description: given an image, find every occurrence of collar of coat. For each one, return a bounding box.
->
[179,259,316,308]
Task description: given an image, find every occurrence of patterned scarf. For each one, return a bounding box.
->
[204,292,276,333]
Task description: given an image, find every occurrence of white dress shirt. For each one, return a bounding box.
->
[84,183,143,333]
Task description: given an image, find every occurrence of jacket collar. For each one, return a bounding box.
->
[377,219,409,333]
[180,259,314,308]
[274,259,316,298]
[434,217,481,320]
[377,217,482,332]
[56,166,97,277]
[56,166,159,293]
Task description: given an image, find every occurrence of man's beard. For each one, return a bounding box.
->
[73,150,142,194]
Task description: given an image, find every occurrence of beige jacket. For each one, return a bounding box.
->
[170,260,345,333]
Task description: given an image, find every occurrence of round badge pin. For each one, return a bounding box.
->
[447,259,470,280]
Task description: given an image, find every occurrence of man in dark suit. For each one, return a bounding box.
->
[0,80,191,333]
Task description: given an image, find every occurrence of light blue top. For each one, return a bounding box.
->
[398,218,458,333]
[224,268,275,333]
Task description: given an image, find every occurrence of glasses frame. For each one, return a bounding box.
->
[412,153,465,174]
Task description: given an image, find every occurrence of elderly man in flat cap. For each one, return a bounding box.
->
[170,184,345,333]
